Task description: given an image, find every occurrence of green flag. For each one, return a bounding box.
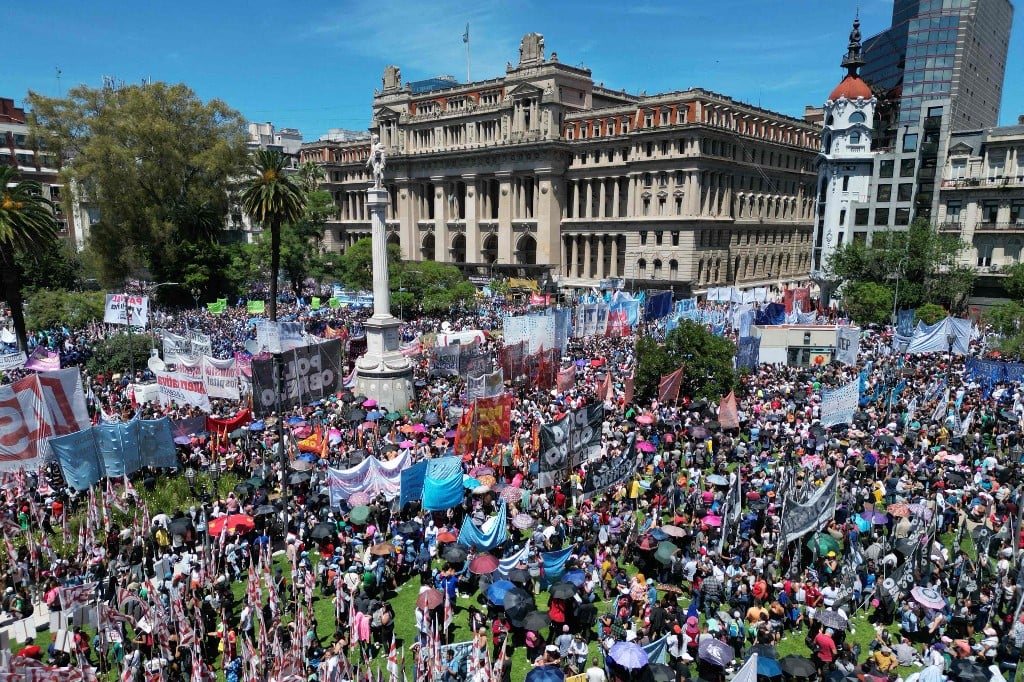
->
[206,301,225,314]
[328,297,340,309]
[247,300,265,314]
[217,298,227,307]
[311,297,321,310]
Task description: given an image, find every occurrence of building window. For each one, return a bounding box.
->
[669,259,678,278]
[897,183,914,202]
[983,202,999,223]
[902,133,919,153]
[879,160,894,178]
[840,209,847,225]
[849,111,866,123]
[854,208,869,225]
[948,158,967,180]
[876,185,892,202]
[946,200,963,223]
[900,159,915,177]
[637,258,647,275]
[642,198,650,216]
[842,176,850,192]
[977,244,992,268]
[874,208,890,225]
[895,208,911,225]
[640,230,648,245]
[655,231,663,246]
[849,132,861,145]
[643,173,652,187]
[1010,201,1024,224]
[988,151,1006,180]
[671,231,680,246]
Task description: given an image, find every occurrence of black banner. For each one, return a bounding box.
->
[880,530,926,608]
[251,339,343,417]
[459,342,491,378]
[582,434,637,499]
[780,473,838,544]
[537,404,603,488]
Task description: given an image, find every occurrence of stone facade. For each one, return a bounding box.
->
[300,34,821,294]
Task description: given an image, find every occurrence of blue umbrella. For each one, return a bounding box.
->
[525,665,565,682]
[424,411,440,425]
[297,452,316,463]
[463,476,482,489]
[860,510,888,525]
[248,421,264,432]
[487,580,515,606]
[648,527,669,541]
[562,570,587,587]
[758,656,783,678]
[285,416,305,426]
[609,641,648,669]
[367,410,385,421]
[854,515,871,533]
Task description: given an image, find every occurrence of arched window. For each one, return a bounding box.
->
[637,258,647,276]
[669,259,678,279]
[849,132,861,145]
[849,111,866,123]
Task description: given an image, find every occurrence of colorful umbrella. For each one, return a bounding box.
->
[416,588,444,609]
[806,534,841,556]
[349,506,370,525]
[487,580,516,606]
[437,531,457,543]
[370,542,395,556]
[636,414,654,425]
[910,586,946,610]
[702,514,723,527]
[887,502,911,518]
[469,554,500,575]
[207,514,254,536]
[637,441,656,453]
[347,491,371,507]
[609,641,649,669]
[512,513,536,530]
[362,399,377,408]
[400,440,416,449]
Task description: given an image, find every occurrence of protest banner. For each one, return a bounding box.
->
[103,294,149,326]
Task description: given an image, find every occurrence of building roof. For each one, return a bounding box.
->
[829,75,873,102]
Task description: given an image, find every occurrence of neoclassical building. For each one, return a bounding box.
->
[300,33,821,294]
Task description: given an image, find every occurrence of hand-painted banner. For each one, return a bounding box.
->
[820,378,859,428]
[538,403,603,488]
[0,350,27,372]
[201,356,240,400]
[466,368,504,402]
[326,451,410,505]
[156,370,212,412]
[104,294,149,326]
[161,331,192,365]
[835,326,860,365]
[582,434,637,499]
[188,332,212,359]
[0,368,90,471]
[429,344,461,378]
[476,394,512,449]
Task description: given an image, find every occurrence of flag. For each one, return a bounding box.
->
[718,391,739,429]
[443,590,454,633]
[931,387,949,424]
[601,372,614,401]
[624,371,634,406]
[734,653,759,682]
[463,22,469,43]
[247,300,266,314]
[387,635,400,682]
[959,408,975,437]
[658,366,684,404]
[311,296,321,310]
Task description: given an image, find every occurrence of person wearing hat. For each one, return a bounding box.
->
[873,644,898,673]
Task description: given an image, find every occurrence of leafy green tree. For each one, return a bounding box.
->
[27,83,247,287]
[635,321,736,402]
[828,218,974,312]
[841,281,894,326]
[395,261,478,316]
[240,150,305,321]
[15,239,83,292]
[0,166,60,351]
[25,289,106,331]
[85,332,157,377]
[915,303,947,325]
[986,301,1024,338]
[1003,262,1024,302]
[335,238,401,291]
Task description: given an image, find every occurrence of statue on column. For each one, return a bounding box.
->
[366,133,386,189]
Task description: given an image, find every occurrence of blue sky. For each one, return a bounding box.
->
[4,0,1023,140]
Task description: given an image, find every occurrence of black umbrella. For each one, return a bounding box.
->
[347,408,367,422]
[549,582,576,599]
[339,391,355,402]
[816,609,848,631]
[352,395,368,404]
[945,471,966,487]
[876,434,897,445]
[748,643,779,661]
[286,471,311,486]
[503,587,534,626]
[521,610,551,632]
[507,568,530,585]
[649,664,675,682]
[949,659,989,682]
[396,521,421,536]
[253,505,277,517]
[168,517,193,536]
[778,655,816,678]
[233,482,254,497]
[442,544,469,564]
[310,522,336,541]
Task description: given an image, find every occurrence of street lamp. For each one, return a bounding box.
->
[184,466,197,496]
[890,257,908,326]
[209,464,221,497]
[947,333,957,377]
[190,288,200,311]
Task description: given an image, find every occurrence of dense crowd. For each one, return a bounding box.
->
[0,295,1022,682]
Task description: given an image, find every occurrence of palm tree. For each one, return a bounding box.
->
[240,150,305,321]
[296,160,325,194]
[0,166,59,352]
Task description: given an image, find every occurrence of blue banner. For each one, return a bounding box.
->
[458,502,508,550]
[422,456,464,511]
[540,546,574,587]
[754,303,786,326]
[51,416,178,491]
[399,461,428,509]
[644,291,673,321]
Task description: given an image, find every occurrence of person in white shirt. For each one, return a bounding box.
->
[585,659,607,682]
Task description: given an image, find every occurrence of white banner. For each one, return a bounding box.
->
[202,356,240,401]
[0,368,90,470]
[103,294,149,327]
[155,370,211,412]
[835,326,860,365]
[255,321,306,353]
[0,350,27,372]
[188,332,212,358]
[160,331,191,365]
[820,378,859,428]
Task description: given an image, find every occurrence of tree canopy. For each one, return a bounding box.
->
[828,218,975,316]
[635,321,737,402]
[27,82,248,287]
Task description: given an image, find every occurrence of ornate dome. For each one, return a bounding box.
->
[829,75,872,102]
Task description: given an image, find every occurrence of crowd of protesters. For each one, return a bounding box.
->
[0,292,1022,682]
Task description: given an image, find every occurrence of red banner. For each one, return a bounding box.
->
[556,365,576,393]
[658,366,684,405]
[0,368,90,471]
[206,409,252,438]
[606,308,630,337]
[718,391,739,429]
[624,372,634,406]
[783,289,795,314]
[476,395,512,448]
[793,287,811,315]
[453,404,476,457]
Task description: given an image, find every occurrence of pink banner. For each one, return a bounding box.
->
[25,346,60,372]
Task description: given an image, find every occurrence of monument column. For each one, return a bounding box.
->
[354,136,414,412]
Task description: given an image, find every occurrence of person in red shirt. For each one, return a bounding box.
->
[804,581,823,608]
[17,638,42,660]
[813,627,838,677]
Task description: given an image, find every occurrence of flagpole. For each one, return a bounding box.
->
[464,23,471,82]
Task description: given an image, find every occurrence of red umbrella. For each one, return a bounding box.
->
[416,588,444,609]
[437,531,457,544]
[207,514,255,536]
[636,414,654,425]
[469,554,500,575]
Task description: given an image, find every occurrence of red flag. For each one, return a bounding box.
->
[624,371,635,406]
[556,364,576,393]
[658,366,685,404]
[718,391,740,430]
[601,372,614,402]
